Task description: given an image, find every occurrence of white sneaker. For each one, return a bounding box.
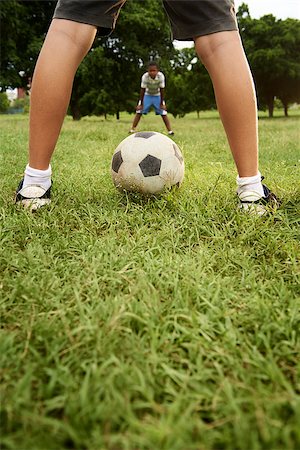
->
[238,183,278,216]
[168,131,174,136]
[15,179,51,211]
[129,128,137,134]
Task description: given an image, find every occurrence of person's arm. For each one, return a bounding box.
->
[137,88,145,110]
[159,72,166,109]
[160,87,166,109]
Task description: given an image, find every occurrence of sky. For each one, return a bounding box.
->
[235,0,300,20]
[174,0,300,48]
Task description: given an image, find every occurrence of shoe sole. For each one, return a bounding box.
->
[18,198,51,212]
[239,199,279,216]
[239,202,268,216]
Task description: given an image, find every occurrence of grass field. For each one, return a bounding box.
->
[1,111,300,450]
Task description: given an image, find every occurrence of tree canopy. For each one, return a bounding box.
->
[0,0,55,89]
[69,0,175,119]
[237,5,300,116]
[1,1,299,118]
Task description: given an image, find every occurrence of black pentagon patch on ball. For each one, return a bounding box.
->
[173,144,183,164]
[139,154,161,177]
[134,132,156,139]
[112,150,123,173]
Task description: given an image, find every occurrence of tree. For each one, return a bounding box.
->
[0,93,10,113]
[187,60,216,117]
[274,19,300,115]
[166,48,215,118]
[237,8,300,117]
[70,46,138,120]
[0,0,55,90]
[69,0,175,119]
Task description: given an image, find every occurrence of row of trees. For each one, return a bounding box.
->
[238,4,300,117]
[1,1,299,118]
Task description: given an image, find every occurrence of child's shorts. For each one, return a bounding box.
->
[137,95,167,116]
[53,0,238,40]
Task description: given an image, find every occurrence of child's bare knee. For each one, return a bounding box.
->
[194,31,240,64]
[49,19,95,57]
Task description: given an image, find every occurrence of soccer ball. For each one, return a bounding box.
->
[111,132,184,194]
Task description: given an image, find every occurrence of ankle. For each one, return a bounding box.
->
[237,171,264,197]
[23,164,52,190]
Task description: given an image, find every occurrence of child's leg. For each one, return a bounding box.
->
[29,19,96,170]
[194,31,258,178]
[152,96,173,133]
[161,115,173,133]
[131,113,142,130]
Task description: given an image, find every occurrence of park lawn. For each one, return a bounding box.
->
[0,111,300,450]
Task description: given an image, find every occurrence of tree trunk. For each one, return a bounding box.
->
[70,79,82,120]
[197,110,200,119]
[116,110,120,120]
[267,97,274,118]
[283,103,289,117]
[70,102,82,120]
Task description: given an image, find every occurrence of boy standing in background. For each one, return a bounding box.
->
[130,62,174,135]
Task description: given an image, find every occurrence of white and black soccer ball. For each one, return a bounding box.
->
[111,132,184,194]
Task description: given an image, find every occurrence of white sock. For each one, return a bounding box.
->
[23,164,52,191]
[237,171,264,198]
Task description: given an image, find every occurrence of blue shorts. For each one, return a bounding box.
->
[137,95,167,116]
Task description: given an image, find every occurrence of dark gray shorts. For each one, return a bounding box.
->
[53,0,238,40]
